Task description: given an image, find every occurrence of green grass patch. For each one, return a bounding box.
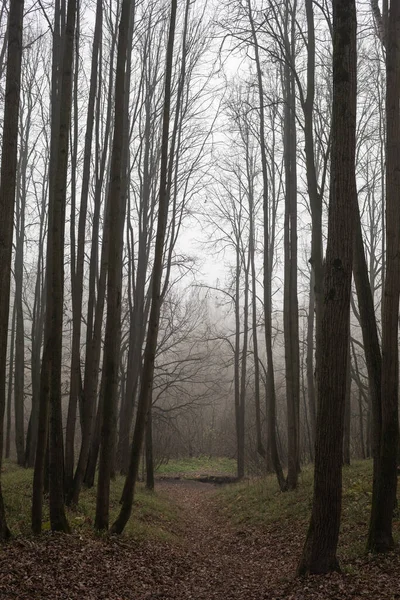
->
[1,460,179,542]
[156,456,236,477]
[216,460,397,563]
[217,464,314,529]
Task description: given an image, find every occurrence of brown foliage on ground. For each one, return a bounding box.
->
[0,479,399,599]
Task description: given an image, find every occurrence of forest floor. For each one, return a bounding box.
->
[1,462,400,599]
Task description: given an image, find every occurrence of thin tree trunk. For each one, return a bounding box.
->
[304,0,324,372]
[249,163,265,460]
[283,0,299,490]
[234,245,242,479]
[25,176,46,468]
[66,0,103,506]
[110,0,177,534]
[14,158,25,466]
[5,303,16,460]
[238,244,250,480]
[64,5,80,489]
[343,346,351,466]
[0,0,25,540]
[84,369,105,488]
[306,270,316,456]
[32,0,63,534]
[80,18,116,488]
[145,404,154,491]
[247,0,286,491]
[95,0,133,531]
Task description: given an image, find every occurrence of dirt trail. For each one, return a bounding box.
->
[155,479,285,599]
[0,479,295,600]
[1,479,399,599]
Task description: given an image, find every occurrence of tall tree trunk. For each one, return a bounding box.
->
[343,345,351,465]
[234,244,242,479]
[5,303,16,460]
[66,0,103,506]
[32,0,63,534]
[14,157,25,466]
[249,159,265,461]
[351,174,382,547]
[298,0,356,575]
[48,0,76,533]
[145,404,154,491]
[117,90,152,475]
[368,0,400,553]
[80,18,116,489]
[32,0,76,534]
[306,270,316,457]
[110,0,177,534]
[64,5,81,489]
[25,177,46,468]
[84,369,105,488]
[95,0,133,531]
[351,341,367,460]
[304,0,324,379]
[247,0,286,491]
[238,244,250,480]
[0,0,24,540]
[283,0,299,489]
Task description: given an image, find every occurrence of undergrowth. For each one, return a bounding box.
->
[1,460,178,541]
[156,455,236,477]
[217,460,399,562]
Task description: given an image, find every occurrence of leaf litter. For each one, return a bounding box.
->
[0,479,399,599]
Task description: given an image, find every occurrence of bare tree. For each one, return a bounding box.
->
[95,0,135,531]
[0,0,24,540]
[111,0,178,535]
[368,0,400,553]
[32,0,76,533]
[298,0,356,575]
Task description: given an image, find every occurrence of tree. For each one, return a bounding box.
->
[0,0,25,540]
[246,0,286,491]
[66,0,103,506]
[368,0,400,553]
[298,0,356,575]
[32,0,76,534]
[282,0,300,489]
[95,0,134,531]
[110,0,177,534]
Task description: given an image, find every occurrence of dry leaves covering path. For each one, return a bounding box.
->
[0,479,400,599]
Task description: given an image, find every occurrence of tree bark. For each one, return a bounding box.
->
[283,0,299,489]
[95,0,133,531]
[110,0,177,534]
[5,303,16,460]
[48,0,76,533]
[297,0,356,575]
[66,0,103,506]
[306,270,316,457]
[0,0,25,540]
[367,0,400,553]
[145,405,154,491]
[343,345,351,466]
[14,148,26,466]
[247,0,286,491]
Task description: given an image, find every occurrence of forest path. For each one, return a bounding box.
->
[154,478,287,599]
[1,479,399,599]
